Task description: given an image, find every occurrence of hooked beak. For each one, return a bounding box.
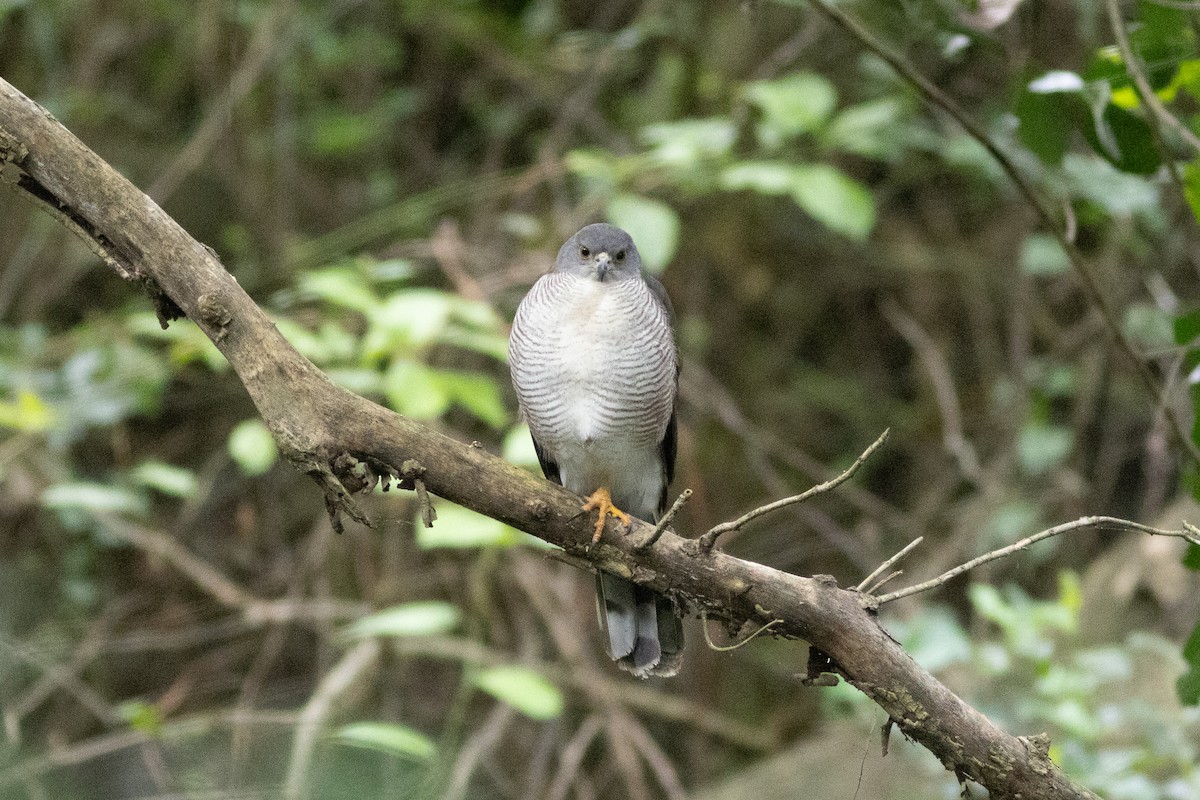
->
[595,252,611,281]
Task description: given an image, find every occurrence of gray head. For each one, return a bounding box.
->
[554,223,643,283]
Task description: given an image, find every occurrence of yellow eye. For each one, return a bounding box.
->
[615,250,626,262]
[580,246,590,258]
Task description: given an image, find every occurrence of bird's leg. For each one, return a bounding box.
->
[581,487,632,547]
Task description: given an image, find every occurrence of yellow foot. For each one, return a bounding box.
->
[581,487,632,548]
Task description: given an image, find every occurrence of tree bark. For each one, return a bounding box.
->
[0,78,1098,800]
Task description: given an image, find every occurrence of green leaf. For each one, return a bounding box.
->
[788,164,876,240]
[439,327,510,362]
[1016,89,1076,166]
[130,460,198,498]
[118,700,163,736]
[41,483,146,515]
[273,318,335,363]
[1182,160,1200,224]
[606,194,680,274]
[720,160,796,195]
[436,371,510,428]
[473,666,564,720]
[305,110,381,157]
[228,419,278,476]
[746,72,837,142]
[1020,234,1070,276]
[1017,422,1074,476]
[384,360,452,421]
[823,97,905,159]
[640,118,736,167]
[297,267,380,314]
[1123,303,1173,350]
[344,601,461,639]
[1183,543,1200,570]
[334,722,436,760]
[1061,154,1159,217]
[368,290,454,354]
[502,425,542,470]
[0,389,55,432]
[416,502,524,549]
[987,500,1041,548]
[1079,101,1161,175]
[1177,619,1200,704]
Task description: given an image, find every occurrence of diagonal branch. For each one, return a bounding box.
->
[0,77,1099,800]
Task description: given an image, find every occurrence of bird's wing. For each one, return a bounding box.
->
[530,431,562,486]
[658,411,676,515]
[646,273,680,517]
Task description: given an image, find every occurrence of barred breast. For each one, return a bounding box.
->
[509,272,677,515]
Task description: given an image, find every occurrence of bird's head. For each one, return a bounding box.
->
[554,223,642,283]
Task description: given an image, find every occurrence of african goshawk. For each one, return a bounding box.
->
[509,223,684,678]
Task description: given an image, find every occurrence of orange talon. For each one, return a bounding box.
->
[581,487,632,547]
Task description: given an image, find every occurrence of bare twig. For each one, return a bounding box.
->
[0,710,300,790]
[856,537,924,593]
[877,517,1200,604]
[699,612,781,652]
[637,489,692,551]
[0,635,123,729]
[282,640,382,800]
[621,711,687,800]
[148,0,295,202]
[1104,0,1199,227]
[443,704,516,800]
[546,716,603,800]
[881,301,982,483]
[95,514,256,609]
[1107,0,1200,157]
[865,570,904,595]
[804,0,1200,466]
[430,218,489,303]
[697,429,889,553]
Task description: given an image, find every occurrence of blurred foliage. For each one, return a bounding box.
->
[3,0,1200,798]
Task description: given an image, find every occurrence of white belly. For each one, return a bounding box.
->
[510,274,676,518]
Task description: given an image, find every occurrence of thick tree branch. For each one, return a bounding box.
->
[0,78,1098,800]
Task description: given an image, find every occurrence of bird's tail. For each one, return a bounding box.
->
[595,573,684,678]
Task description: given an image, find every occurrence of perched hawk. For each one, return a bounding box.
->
[509,223,684,678]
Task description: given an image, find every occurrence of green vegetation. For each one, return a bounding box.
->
[2,0,1200,798]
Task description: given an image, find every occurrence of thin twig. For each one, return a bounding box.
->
[148,0,295,202]
[621,712,687,800]
[881,301,982,483]
[443,704,515,800]
[546,716,603,800]
[282,639,382,800]
[804,0,1200,466]
[877,516,1200,604]
[95,514,257,609]
[697,429,889,553]
[636,489,692,551]
[0,710,300,790]
[856,537,924,592]
[1107,0,1200,157]
[865,570,903,595]
[699,610,782,652]
[1105,0,1197,223]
